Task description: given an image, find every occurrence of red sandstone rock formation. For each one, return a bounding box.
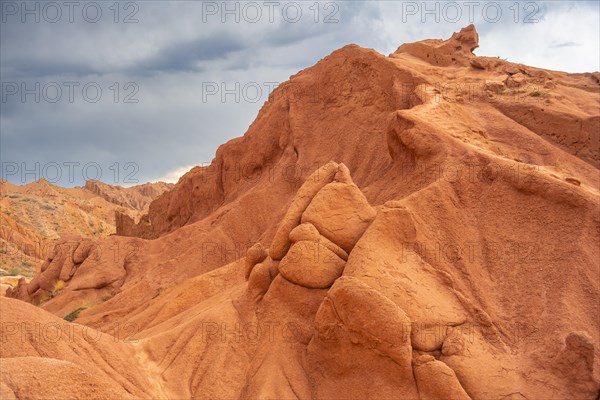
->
[3,25,599,399]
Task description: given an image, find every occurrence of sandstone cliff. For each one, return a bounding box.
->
[3,25,599,399]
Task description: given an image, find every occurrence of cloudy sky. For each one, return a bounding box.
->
[1,0,598,187]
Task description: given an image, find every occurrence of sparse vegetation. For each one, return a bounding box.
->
[53,280,65,291]
[63,307,87,322]
[34,291,51,306]
[8,268,20,276]
[51,280,65,298]
[100,291,113,302]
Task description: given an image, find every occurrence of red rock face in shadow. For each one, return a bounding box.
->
[3,25,600,399]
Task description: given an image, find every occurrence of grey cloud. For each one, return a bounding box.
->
[1,60,101,79]
[135,34,247,73]
[549,41,580,48]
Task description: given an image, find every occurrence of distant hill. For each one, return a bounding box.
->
[0,179,172,277]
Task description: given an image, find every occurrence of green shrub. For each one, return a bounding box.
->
[63,307,87,322]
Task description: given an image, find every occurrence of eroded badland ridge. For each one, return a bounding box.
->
[0,179,171,279]
[2,25,600,399]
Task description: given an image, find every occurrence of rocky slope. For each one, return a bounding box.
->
[0,179,171,278]
[85,180,173,211]
[3,25,599,399]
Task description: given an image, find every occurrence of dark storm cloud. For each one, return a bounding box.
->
[136,34,246,73]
